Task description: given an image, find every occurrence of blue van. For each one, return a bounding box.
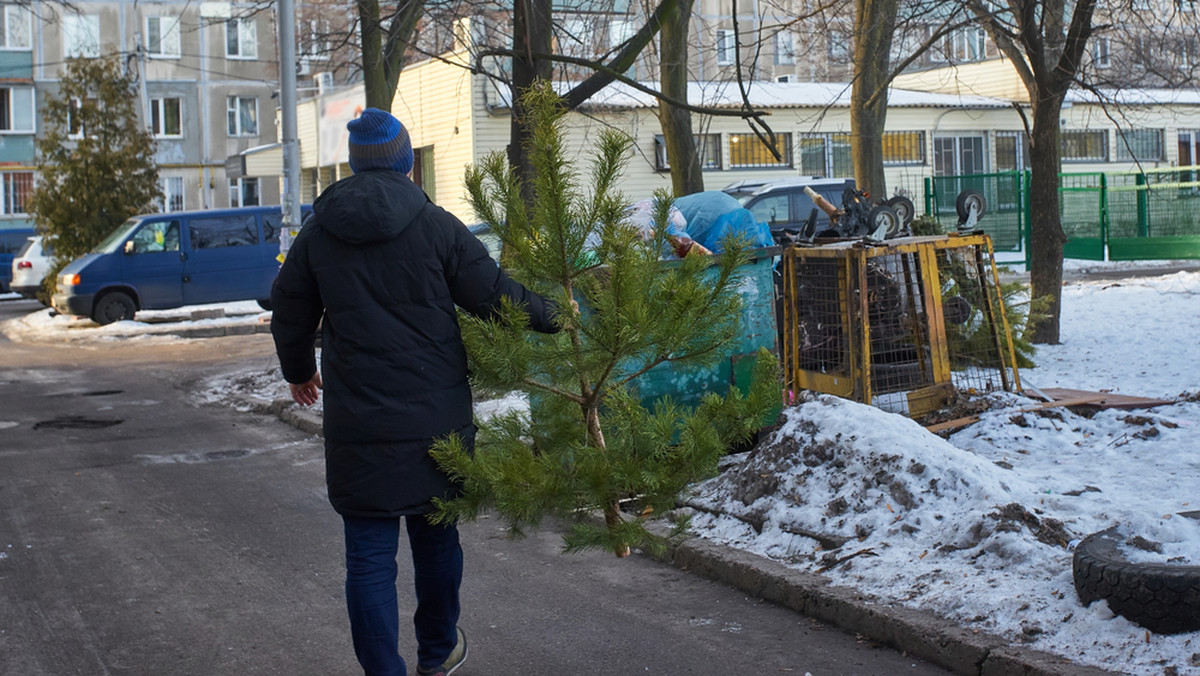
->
[53,205,311,324]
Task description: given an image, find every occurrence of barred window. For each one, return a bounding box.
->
[1061,130,1108,162]
[799,133,853,177]
[654,134,722,171]
[1,171,33,215]
[1115,129,1164,161]
[729,132,792,169]
[882,131,926,165]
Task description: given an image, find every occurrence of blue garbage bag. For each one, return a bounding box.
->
[674,191,773,252]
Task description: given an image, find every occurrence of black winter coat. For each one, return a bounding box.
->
[271,169,559,517]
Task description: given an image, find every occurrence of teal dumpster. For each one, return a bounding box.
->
[623,246,780,409]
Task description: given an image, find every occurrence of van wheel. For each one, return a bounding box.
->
[256,298,272,312]
[92,291,137,325]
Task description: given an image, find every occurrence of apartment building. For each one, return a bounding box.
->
[0,0,301,247]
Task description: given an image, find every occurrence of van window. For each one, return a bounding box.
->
[129,220,181,254]
[747,194,790,225]
[190,214,258,249]
[263,212,282,243]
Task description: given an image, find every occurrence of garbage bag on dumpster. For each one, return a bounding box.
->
[674,191,773,253]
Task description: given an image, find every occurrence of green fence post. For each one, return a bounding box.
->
[1099,172,1108,261]
[1136,172,1149,238]
[924,176,934,226]
[1023,169,1032,268]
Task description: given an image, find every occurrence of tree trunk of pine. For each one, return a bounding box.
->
[509,0,554,196]
[1028,95,1068,344]
[849,0,897,199]
[657,0,703,197]
[585,404,629,557]
[357,0,389,110]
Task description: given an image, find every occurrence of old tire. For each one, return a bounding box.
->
[91,291,137,325]
[955,189,987,224]
[867,205,902,239]
[1072,527,1200,634]
[885,196,915,226]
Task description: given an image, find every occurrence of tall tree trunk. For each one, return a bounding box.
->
[357,0,389,109]
[657,0,703,197]
[849,0,897,198]
[1028,93,1068,344]
[510,0,554,194]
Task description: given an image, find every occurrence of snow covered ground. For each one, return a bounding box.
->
[3,263,1198,675]
[688,269,1200,676]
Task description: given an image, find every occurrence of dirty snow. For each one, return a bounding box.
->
[3,267,1199,675]
[688,270,1200,676]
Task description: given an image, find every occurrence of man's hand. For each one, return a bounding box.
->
[289,372,323,406]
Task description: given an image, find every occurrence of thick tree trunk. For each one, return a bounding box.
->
[657,0,703,197]
[509,0,554,194]
[1028,96,1068,344]
[849,0,897,198]
[357,0,389,110]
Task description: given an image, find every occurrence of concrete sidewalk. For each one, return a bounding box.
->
[236,393,1115,676]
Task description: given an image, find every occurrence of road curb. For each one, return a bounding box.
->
[251,396,1117,676]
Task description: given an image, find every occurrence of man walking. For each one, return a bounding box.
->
[271,107,562,676]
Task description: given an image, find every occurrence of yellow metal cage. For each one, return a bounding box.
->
[779,233,1021,417]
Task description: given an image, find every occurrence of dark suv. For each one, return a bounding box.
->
[722,176,856,243]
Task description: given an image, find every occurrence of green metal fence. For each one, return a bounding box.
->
[925,171,1027,252]
[923,166,1200,262]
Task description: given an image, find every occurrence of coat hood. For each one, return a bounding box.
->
[312,170,428,245]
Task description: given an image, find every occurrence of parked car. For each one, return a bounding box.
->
[53,205,312,325]
[10,235,53,299]
[0,228,36,294]
[722,176,856,243]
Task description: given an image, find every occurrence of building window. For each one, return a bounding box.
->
[881,131,926,165]
[226,17,258,59]
[653,134,722,171]
[301,18,331,59]
[226,96,258,136]
[1,171,33,215]
[955,28,987,61]
[1114,128,1164,161]
[774,30,795,65]
[558,16,591,57]
[800,133,854,177]
[67,97,88,138]
[151,97,182,137]
[0,5,32,50]
[729,132,792,169]
[1092,37,1111,69]
[158,176,185,212]
[828,30,851,64]
[996,131,1031,171]
[716,29,735,66]
[63,14,101,59]
[608,18,636,48]
[0,87,34,132]
[1061,129,1109,162]
[146,16,181,57]
[229,177,260,207]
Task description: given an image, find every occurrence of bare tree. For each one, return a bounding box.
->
[964,0,1092,345]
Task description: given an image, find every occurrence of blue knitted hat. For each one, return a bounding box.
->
[346,108,414,175]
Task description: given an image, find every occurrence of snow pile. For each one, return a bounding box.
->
[686,392,1200,675]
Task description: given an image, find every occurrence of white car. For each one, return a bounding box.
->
[11,235,53,299]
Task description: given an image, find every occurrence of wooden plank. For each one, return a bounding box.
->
[1036,387,1177,410]
[924,395,1110,434]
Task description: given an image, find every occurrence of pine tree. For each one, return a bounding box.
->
[29,56,161,301]
[431,83,779,557]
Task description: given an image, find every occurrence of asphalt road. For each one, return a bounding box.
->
[0,297,951,676]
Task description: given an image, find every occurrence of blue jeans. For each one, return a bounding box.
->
[342,514,463,676]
